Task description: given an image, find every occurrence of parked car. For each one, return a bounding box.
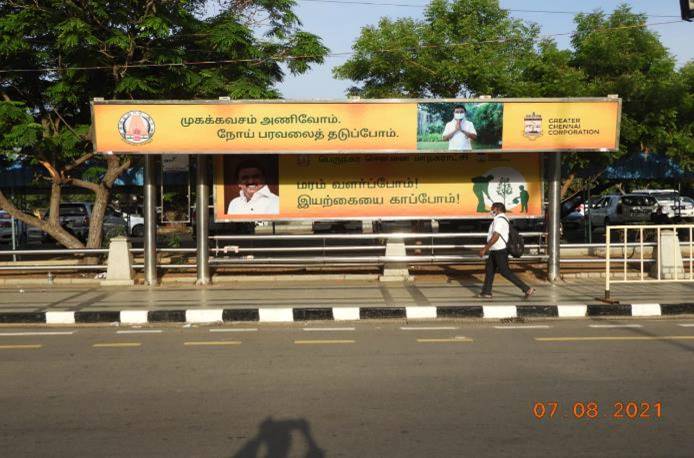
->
[43,202,127,242]
[632,189,694,219]
[0,211,27,246]
[587,194,659,227]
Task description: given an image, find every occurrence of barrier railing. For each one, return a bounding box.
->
[604,224,694,301]
[3,230,690,274]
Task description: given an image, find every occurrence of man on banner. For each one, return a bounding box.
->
[442,105,477,150]
[227,159,279,215]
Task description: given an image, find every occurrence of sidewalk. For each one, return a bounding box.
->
[0,279,692,320]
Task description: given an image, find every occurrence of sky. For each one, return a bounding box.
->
[274,0,694,99]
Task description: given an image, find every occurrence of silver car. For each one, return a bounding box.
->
[588,194,659,227]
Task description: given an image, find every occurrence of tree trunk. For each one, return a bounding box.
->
[0,183,84,249]
[560,173,575,199]
[87,187,108,249]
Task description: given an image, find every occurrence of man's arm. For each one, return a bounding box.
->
[462,121,477,140]
[479,232,500,257]
[442,121,459,141]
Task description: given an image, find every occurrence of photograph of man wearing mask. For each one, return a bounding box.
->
[442,105,477,150]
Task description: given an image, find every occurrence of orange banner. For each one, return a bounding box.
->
[214,154,542,221]
[93,103,417,153]
[93,99,620,154]
[502,102,620,150]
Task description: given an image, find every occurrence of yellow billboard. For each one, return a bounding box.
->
[214,154,542,221]
[92,98,621,154]
[501,102,620,150]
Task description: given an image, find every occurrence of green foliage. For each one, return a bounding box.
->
[470,103,502,147]
[1,0,328,168]
[336,1,693,183]
[334,0,540,98]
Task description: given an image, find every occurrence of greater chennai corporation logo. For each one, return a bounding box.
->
[523,112,542,140]
[118,111,155,145]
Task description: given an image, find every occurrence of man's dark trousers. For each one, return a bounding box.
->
[481,249,530,294]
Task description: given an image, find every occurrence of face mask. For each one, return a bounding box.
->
[454,113,465,120]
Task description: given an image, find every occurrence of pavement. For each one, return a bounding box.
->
[0,278,692,324]
[1,318,693,457]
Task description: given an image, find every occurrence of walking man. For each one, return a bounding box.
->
[478,202,535,299]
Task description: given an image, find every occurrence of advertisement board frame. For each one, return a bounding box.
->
[91,97,622,155]
[211,153,546,223]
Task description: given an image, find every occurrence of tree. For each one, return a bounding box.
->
[333,0,540,98]
[336,1,692,203]
[0,0,327,249]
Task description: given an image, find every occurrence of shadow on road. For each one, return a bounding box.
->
[231,417,325,458]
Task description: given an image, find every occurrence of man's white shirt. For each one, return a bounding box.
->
[442,119,476,150]
[487,213,509,251]
[227,185,279,215]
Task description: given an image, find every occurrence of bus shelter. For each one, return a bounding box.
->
[91,97,621,285]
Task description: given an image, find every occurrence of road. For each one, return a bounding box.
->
[1,318,693,457]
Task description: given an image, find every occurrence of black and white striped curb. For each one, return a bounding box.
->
[0,303,692,324]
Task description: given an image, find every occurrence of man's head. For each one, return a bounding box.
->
[453,105,467,120]
[491,202,506,216]
[519,185,525,191]
[235,160,267,201]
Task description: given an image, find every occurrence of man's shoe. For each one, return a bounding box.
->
[524,287,536,299]
[476,293,493,299]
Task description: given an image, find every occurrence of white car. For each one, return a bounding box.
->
[632,190,694,219]
[122,212,145,237]
[662,196,694,219]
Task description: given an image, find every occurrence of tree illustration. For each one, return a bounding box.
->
[496,177,513,207]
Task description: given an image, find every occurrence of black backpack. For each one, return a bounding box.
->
[499,216,524,258]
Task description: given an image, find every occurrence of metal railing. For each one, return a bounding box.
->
[605,224,694,300]
[2,229,690,273]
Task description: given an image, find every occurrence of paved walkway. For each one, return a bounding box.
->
[0,279,692,312]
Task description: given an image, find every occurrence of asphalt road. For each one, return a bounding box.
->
[1,318,693,457]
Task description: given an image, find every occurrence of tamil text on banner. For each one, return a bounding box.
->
[93,103,417,153]
[214,154,542,221]
[92,99,620,154]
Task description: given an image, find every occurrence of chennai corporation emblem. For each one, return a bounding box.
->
[523,112,542,140]
[118,111,155,145]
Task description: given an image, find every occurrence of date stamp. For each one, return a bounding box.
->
[532,401,663,420]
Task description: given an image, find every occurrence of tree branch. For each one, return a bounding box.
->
[0,188,45,229]
[38,159,61,182]
[103,156,132,187]
[63,152,96,173]
[66,177,100,193]
[52,108,88,141]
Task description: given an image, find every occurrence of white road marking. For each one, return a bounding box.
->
[677,324,694,327]
[494,325,551,329]
[116,330,163,334]
[184,341,241,346]
[295,340,355,345]
[303,327,355,332]
[589,324,643,328]
[400,326,458,331]
[210,328,258,333]
[417,337,473,343]
[0,331,75,336]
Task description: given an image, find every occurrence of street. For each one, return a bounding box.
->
[1,318,693,457]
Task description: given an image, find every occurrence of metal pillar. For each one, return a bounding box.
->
[196,155,211,285]
[144,155,158,286]
[547,152,561,283]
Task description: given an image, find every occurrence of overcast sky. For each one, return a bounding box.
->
[274,0,693,99]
